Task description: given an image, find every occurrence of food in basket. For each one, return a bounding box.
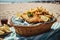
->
[14,7,53,24]
[11,6,55,25]
[0,24,11,35]
[10,6,56,36]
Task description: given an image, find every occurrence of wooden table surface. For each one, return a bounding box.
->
[0,3,60,23]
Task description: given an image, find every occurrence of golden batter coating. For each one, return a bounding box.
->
[22,13,43,23]
[17,6,53,23]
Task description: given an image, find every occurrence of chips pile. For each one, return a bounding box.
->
[0,24,11,35]
[15,6,53,23]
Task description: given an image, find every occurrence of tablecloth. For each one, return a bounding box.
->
[4,22,60,40]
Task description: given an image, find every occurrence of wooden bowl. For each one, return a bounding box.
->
[10,17,56,36]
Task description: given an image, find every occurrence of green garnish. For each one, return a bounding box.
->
[27,12,33,17]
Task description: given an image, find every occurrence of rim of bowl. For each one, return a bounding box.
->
[11,16,56,27]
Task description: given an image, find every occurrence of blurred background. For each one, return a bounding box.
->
[0,0,60,3]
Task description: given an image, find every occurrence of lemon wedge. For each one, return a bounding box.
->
[16,12,22,17]
[41,15,50,22]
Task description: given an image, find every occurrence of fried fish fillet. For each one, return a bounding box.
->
[22,13,43,23]
[21,7,52,23]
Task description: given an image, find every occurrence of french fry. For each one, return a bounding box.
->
[0,30,5,35]
[3,24,11,33]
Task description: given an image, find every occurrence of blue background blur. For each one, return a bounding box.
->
[0,0,60,3]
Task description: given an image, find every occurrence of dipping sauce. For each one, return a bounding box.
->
[1,19,8,25]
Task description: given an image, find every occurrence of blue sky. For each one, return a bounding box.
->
[0,0,57,3]
[0,0,38,2]
[0,0,59,3]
